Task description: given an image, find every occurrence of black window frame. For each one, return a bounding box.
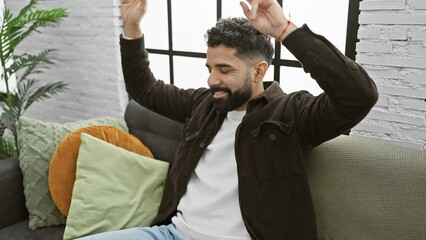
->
[146,0,361,85]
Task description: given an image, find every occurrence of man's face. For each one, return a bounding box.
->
[206,45,254,112]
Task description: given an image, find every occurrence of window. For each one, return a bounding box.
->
[143,0,360,96]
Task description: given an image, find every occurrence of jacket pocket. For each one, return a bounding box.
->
[249,120,302,179]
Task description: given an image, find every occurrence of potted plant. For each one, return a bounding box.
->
[0,0,68,157]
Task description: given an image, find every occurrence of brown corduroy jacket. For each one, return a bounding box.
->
[120,25,378,240]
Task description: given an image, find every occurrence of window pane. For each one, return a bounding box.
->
[144,0,168,49]
[174,56,209,90]
[280,66,323,96]
[222,0,246,18]
[281,0,349,60]
[172,0,216,52]
[148,53,170,84]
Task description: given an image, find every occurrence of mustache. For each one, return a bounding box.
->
[210,87,232,95]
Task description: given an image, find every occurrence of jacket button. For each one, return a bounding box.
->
[269,134,276,140]
[199,143,205,148]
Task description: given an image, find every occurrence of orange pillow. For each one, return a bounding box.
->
[48,126,153,216]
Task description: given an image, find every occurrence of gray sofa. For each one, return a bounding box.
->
[0,100,425,240]
[0,100,184,240]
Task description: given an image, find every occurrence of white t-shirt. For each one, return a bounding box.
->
[172,110,250,240]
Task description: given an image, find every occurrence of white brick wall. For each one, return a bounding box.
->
[4,0,127,123]
[5,1,425,149]
[353,0,426,150]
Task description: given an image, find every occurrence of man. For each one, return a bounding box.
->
[80,0,378,239]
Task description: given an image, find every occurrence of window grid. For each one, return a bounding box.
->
[146,0,360,85]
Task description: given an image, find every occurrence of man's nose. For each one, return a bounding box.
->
[207,72,222,87]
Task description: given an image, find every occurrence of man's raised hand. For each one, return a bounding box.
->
[121,0,147,38]
[240,0,293,41]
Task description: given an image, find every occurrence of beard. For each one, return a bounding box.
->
[211,74,253,112]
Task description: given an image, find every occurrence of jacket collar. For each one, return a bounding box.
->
[260,81,285,102]
[253,81,285,103]
[244,81,284,112]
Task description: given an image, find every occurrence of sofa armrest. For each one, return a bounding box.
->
[307,135,426,239]
[0,157,28,229]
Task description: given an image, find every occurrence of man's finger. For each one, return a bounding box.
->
[249,0,259,20]
[240,1,251,19]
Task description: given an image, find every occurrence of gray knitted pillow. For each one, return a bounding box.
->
[17,116,128,230]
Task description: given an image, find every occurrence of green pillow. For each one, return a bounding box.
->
[63,134,169,240]
[17,116,128,230]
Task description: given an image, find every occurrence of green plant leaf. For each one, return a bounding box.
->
[18,49,56,81]
[17,78,36,101]
[0,8,15,78]
[16,0,37,21]
[4,93,22,120]
[0,135,18,159]
[0,0,69,154]
[15,8,67,44]
[1,4,67,80]
[24,81,68,110]
[1,94,21,136]
[6,51,53,79]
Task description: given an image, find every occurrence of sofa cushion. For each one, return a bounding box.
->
[63,134,169,240]
[49,125,153,216]
[308,135,426,239]
[17,116,128,230]
[0,220,64,240]
[125,100,184,163]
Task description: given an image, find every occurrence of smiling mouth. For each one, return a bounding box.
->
[213,91,229,98]
[211,86,231,98]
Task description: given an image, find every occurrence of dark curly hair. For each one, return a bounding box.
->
[205,17,274,65]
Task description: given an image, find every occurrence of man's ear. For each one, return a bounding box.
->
[254,61,269,83]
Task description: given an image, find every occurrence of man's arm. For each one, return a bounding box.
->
[284,26,378,146]
[120,0,209,123]
[241,0,378,146]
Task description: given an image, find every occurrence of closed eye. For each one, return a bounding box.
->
[219,67,231,74]
[205,63,234,74]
